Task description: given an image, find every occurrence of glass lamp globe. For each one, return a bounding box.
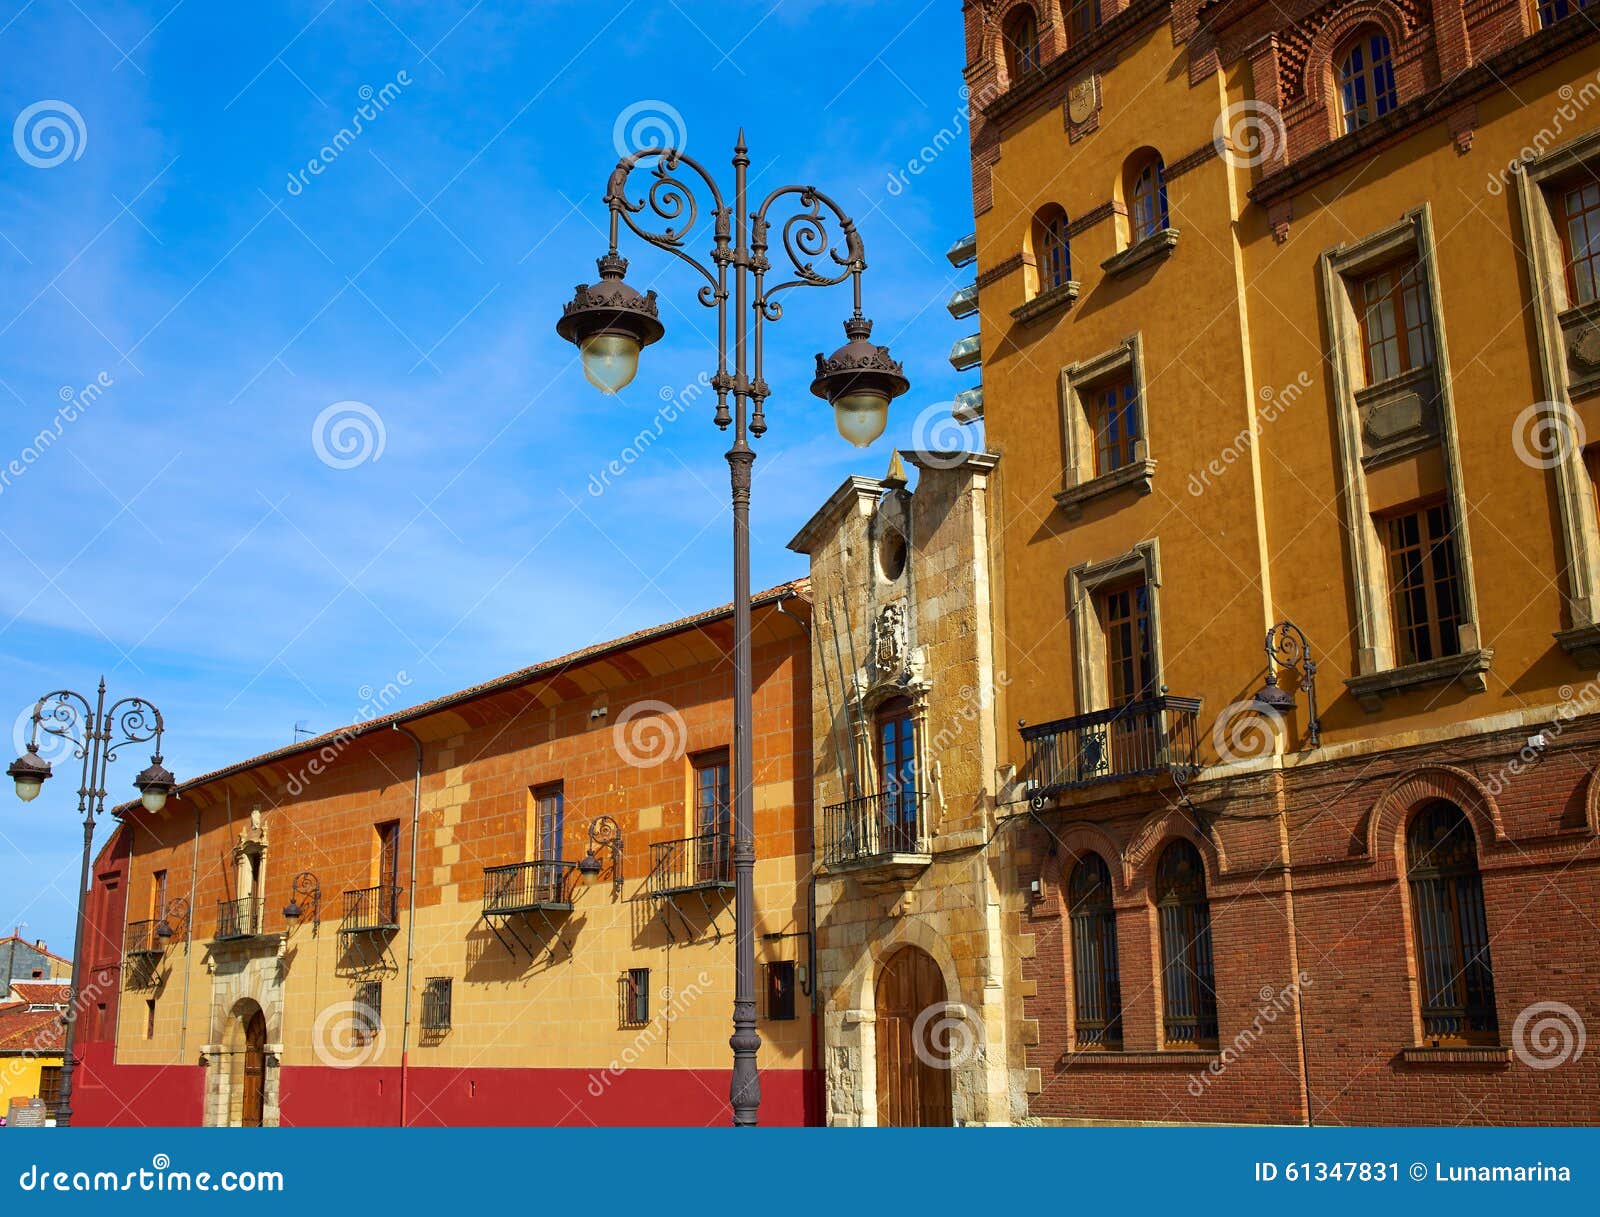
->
[580,332,643,395]
[832,389,891,448]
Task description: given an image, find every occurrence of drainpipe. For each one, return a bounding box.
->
[178,800,200,1061]
[391,724,424,1128]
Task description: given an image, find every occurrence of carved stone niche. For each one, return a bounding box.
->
[872,601,908,684]
[1356,367,1440,468]
[1561,301,1600,398]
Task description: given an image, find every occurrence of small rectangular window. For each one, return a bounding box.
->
[766,961,797,1021]
[36,1066,62,1119]
[354,981,383,1045]
[1357,258,1435,383]
[1089,379,1140,475]
[421,978,452,1033]
[533,784,564,862]
[1556,175,1600,306]
[1381,500,1463,666]
[145,998,156,1040]
[1538,0,1594,30]
[151,870,167,921]
[692,752,731,884]
[620,968,650,1027]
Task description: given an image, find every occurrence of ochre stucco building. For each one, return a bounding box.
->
[74,586,816,1126]
[954,0,1600,1123]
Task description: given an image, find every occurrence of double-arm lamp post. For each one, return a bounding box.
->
[7,681,176,1127]
[554,132,910,1125]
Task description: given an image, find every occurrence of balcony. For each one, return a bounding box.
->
[821,790,929,876]
[123,918,168,960]
[1020,696,1201,800]
[214,898,264,941]
[648,831,733,898]
[482,859,577,915]
[341,884,401,934]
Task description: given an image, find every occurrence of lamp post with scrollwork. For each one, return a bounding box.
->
[7,681,176,1127]
[554,132,911,1125]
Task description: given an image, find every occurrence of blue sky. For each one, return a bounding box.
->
[0,1,978,951]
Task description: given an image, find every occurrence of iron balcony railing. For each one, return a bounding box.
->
[123,918,168,959]
[341,884,402,933]
[821,789,928,868]
[1020,696,1202,796]
[648,831,733,897]
[482,859,577,914]
[215,898,264,941]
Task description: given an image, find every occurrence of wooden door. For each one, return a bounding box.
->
[241,1009,266,1128]
[874,947,953,1127]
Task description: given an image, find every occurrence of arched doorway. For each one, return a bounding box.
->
[874,946,953,1127]
[240,1007,267,1127]
[215,997,270,1128]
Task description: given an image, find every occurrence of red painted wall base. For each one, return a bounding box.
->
[73,1043,820,1127]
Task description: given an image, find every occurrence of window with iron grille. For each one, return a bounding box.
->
[353,981,382,1045]
[421,977,452,1033]
[766,961,797,1021]
[1407,803,1498,1044]
[1381,500,1463,666]
[620,968,650,1028]
[1068,854,1123,1049]
[1155,840,1218,1048]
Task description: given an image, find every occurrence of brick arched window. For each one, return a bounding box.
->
[1406,802,1498,1044]
[1126,151,1168,244]
[1068,853,1122,1048]
[1335,27,1398,134]
[1537,0,1594,29]
[1065,0,1100,44]
[1002,5,1041,80]
[1155,839,1218,1047]
[1032,204,1070,293]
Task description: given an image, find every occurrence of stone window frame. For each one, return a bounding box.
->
[1515,127,1600,664]
[1055,334,1155,517]
[1067,539,1165,715]
[1319,206,1490,709]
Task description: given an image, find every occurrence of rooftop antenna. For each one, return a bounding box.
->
[293,721,315,743]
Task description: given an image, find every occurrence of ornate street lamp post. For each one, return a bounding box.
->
[555,132,910,1125]
[1252,620,1321,749]
[7,681,175,1127]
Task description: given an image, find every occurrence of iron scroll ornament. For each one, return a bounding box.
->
[600,142,883,438]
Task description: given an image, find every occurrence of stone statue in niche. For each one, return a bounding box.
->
[874,602,906,678]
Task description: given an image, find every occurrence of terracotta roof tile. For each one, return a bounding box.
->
[0,1005,65,1054]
